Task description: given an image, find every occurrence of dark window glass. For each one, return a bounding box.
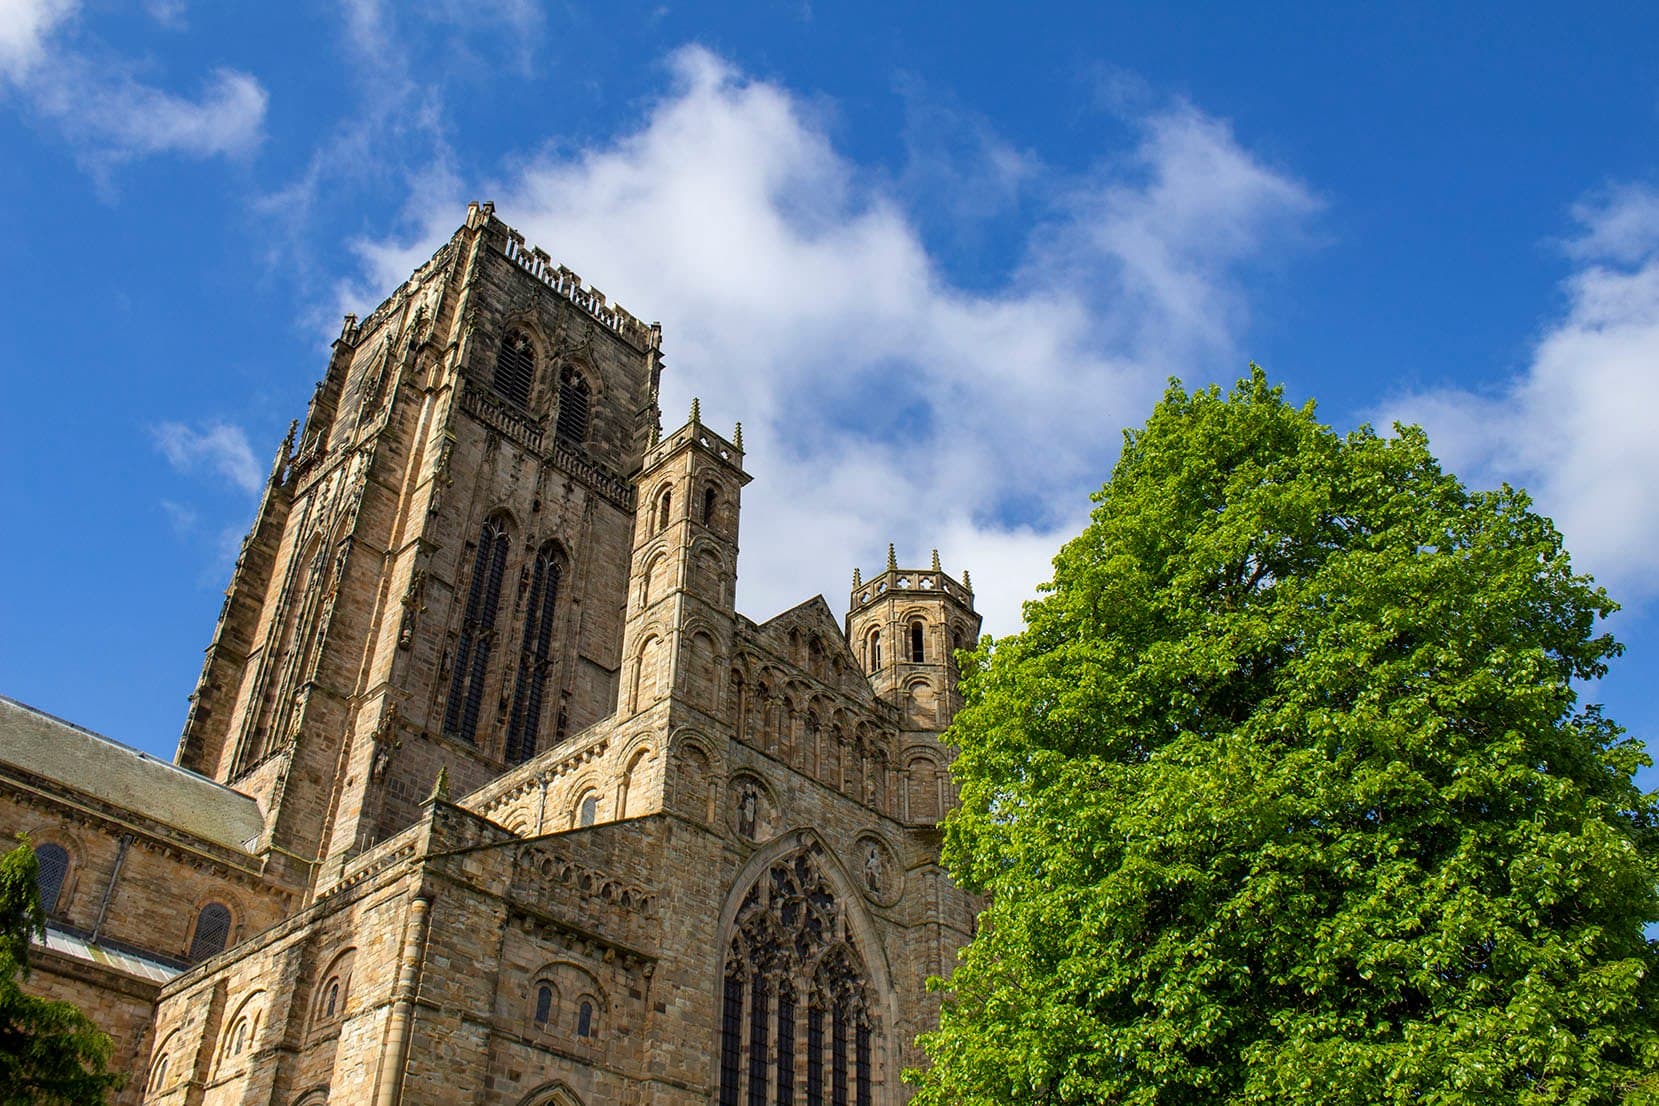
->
[748,979,770,1106]
[910,621,924,662]
[577,1000,594,1037]
[656,488,672,532]
[806,1005,823,1106]
[776,985,795,1105]
[703,486,719,525]
[832,1003,848,1106]
[869,631,881,672]
[325,980,339,1017]
[34,843,68,915]
[493,330,535,409]
[719,973,744,1106]
[444,517,511,742]
[556,366,590,443]
[535,985,552,1024]
[506,544,564,764]
[855,1022,871,1106]
[189,903,232,961]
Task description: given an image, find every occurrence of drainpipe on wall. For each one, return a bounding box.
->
[89,833,132,945]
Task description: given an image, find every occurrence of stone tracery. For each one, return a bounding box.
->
[719,844,876,1106]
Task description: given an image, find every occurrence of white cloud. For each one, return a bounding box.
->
[1381,184,1659,605]
[153,422,262,495]
[0,0,75,82]
[1,1,265,167]
[350,47,1318,636]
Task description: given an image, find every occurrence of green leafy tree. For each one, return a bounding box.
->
[0,836,123,1105]
[910,370,1659,1105]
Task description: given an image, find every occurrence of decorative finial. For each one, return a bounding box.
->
[270,420,299,485]
[886,543,898,572]
[962,569,973,592]
[648,420,660,446]
[853,567,862,587]
[340,313,358,342]
[931,548,941,572]
[690,396,701,425]
[733,421,743,450]
[425,766,450,804]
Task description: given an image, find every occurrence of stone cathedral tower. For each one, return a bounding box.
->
[0,204,982,1106]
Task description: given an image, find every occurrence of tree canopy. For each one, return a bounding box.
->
[910,370,1659,1104]
[0,837,123,1106]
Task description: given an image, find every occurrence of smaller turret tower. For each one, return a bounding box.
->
[845,548,981,734]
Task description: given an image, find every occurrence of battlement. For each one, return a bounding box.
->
[849,556,974,614]
[500,230,660,353]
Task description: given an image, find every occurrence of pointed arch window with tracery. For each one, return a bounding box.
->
[719,844,877,1106]
[506,542,565,764]
[445,515,511,743]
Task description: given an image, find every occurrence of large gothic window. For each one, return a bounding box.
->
[719,845,876,1106]
[445,516,511,743]
[493,330,535,409]
[506,542,566,764]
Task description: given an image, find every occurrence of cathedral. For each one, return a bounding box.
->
[0,202,981,1105]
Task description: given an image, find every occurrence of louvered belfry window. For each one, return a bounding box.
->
[505,543,564,764]
[493,330,535,409]
[445,517,511,743]
[717,845,875,1106]
[556,366,590,443]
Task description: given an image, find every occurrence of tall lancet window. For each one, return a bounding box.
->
[445,516,511,743]
[505,542,565,764]
[718,845,876,1106]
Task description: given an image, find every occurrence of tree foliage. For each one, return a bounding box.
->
[0,836,123,1106]
[910,370,1659,1104]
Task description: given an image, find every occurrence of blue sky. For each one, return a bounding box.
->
[2,2,1657,795]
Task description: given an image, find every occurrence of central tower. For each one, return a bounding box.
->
[175,202,666,875]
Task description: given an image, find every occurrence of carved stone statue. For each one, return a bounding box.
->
[864,844,883,893]
[737,786,757,839]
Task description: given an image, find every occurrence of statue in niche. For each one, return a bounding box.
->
[864,844,884,893]
[736,785,758,839]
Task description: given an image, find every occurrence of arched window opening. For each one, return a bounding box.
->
[493,329,536,409]
[717,844,876,1106]
[445,516,511,743]
[910,620,925,663]
[868,630,881,673]
[506,543,565,764]
[702,486,719,526]
[576,1000,594,1038]
[189,903,233,962]
[555,366,591,444]
[577,794,598,828]
[535,984,553,1025]
[656,487,673,533]
[149,1053,170,1092]
[34,843,68,915]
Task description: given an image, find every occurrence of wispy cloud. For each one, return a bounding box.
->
[153,421,262,495]
[1381,183,1659,605]
[0,0,265,172]
[346,46,1320,635]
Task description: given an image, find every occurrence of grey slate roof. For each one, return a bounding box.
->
[0,694,264,853]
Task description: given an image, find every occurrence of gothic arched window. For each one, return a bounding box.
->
[535,984,554,1025]
[556,366,590,444]
[718,844,876,1106]
[910,620,925,663]
[656,487,673,533]
[506,543,566,764]
[189,903,233,962]
[34,843,68,915]
[868,630,881,673]
[703,485,719,526]
[493,329,535,409]
[445,516,512,743]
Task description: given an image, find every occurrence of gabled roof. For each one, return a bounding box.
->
[748,595,871,698]
[0,695,264,854]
